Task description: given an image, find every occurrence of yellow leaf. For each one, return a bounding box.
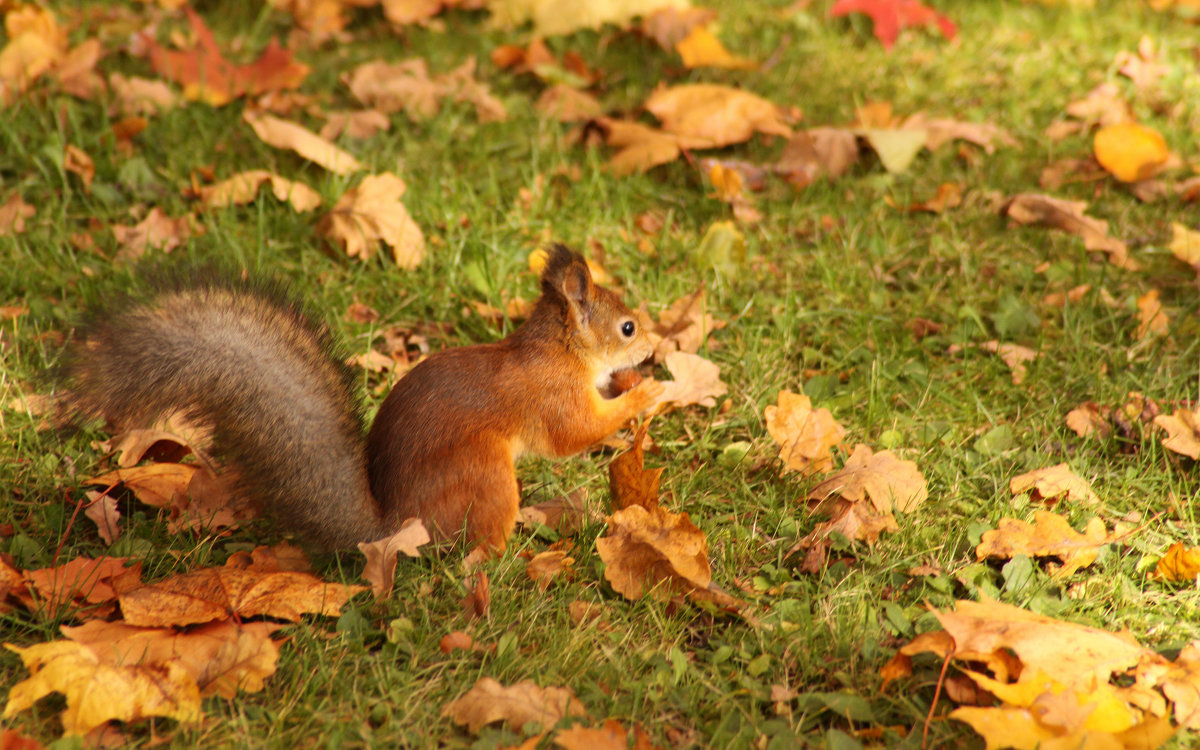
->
[1154,408,1200,459]
[674,26,754,69]
[1009,463,1100,505]
[1094,122,1169,183]
[319,173,425,267]
[1135,289,1168,339]
[488,0,691,37]
[976,510,1114,576]
[3,640,201,735]
[764,390,846,477]
[596,504,711,601]
[243,111,365,175]
[1168,222,1200,267]
[807,444,928,513]
[1152,542,1200,581]
[645,84,791,145]
[195,170,322,213]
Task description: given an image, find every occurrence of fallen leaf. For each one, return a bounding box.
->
[1135,289,1168,339]
[83,493,120,546]
[23,557,139,620]
[807,444,928,513]
[1152,542,1200,582]
[652,352,728,411]
[609,420,663,511]
[0,193,35,236]
[460,569,490,620]
[1009,464,1100,506]
[116,566,365,627]
[107,73,177,117]
[535,84,602,122]
[526,550,574,590]
[776,128,860,187]
[1094,122,1169,183]
[85,464,197,509]
[516,490,594,536]
[902,113,1018,153]
[3,641,201,736]
[976,510,1115,576]
[319,173,425,267]
[646,287,724,363]
[588,117,692,175]
[342,57,504,123]
[596,504,711,601]
[193,170,322,213]
[765,390,846,476]
[110,208,202,261]
[1004,194,1133,269]
[319,109,392,140]
[441,677,586,733]
[675,26,754,69]
[1168,222,1200,267]
[1065,402,1112,439]
[488,0,690,37]
[1115,36,1169,92]
[1155,408,1200,459]
[440,631,473,653]
[357,518,431,598]
[640,7,717,49]
[1064,83,1132,127]
[63,146,94,192]
[556,720,663,750]
[789,499,899,572]
[860,128,926,173]
[244,111,364,175]
[906,182,962,213]
[140,6,308,105]
[645,84,791,145]
[829,0,958,50]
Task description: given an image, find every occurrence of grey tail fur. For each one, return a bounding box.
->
[63,281,390,550]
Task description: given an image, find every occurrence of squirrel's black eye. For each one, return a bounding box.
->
[621,320,635,337]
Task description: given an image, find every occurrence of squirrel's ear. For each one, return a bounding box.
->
[543,244,594,323]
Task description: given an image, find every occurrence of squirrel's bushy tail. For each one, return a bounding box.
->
[64,282,390,549]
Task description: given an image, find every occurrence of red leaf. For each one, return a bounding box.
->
[830,0,957,51]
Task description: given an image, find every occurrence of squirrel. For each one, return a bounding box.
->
[63,245,664,552]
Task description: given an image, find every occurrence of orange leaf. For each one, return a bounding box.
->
[357,518,431,599]
[319,173,426,267]
[975,510,1114,576]
[441,678,586,733]
[596,504,710,601]
[764,390,845,477]
[645,84,791,146]
[1094,122,1169,183]
[674,26,754,69]
[807,444,928,513]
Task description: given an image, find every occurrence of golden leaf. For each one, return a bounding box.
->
[319,173,426,267]
[596,504,710,601]
[807,444,928,513]
[976,511,1114,576]
[764,390,845,477]
[1009,463,1100,506]
[1094,122,1169,183]
[441,677,585,733]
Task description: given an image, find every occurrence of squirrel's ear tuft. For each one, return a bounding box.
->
[541,244,593,323]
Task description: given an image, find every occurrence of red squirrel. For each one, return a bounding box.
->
[64,246,663,551]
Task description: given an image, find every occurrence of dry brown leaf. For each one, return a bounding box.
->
[652,351,727,412]
[116,566,365,627]
[0,6,67,98]
[83,492,120,546]
[441,678,586,733]
[646,287,724,363]
[3,640,201,736]
[319,109,392,140]
[596,504,710,601]
[789,499,899,573]
[342,57,504,123]
[535,84,602,122]
[907,182,962,213]
[948,340,1039,385]
[63,146,94,193]
[976,510,1115,576]
[1065,402,1112,439]
[1064,83,1132,128]
[609,420,662,511]
[85,463,197,509]
[107,73,177,117]
[1116,35,1169,91]
[556,720,663,750]
[0,193,35,236]
[764,390,845,477]
[243,111,364,175]
[110,207,202,261]
[194,170,322,213]
[1155,408,1200,459]
[1163,642,1200,729]
[22,557,139,620]
[900,114,1018,154]
[645,84,791,145]
[60,619,281,698]
[588,117,696,175]
[1136,289,1168,339]
[526,550,574,590]
[1003,193,1134,270]
[516,490,593,536]
[357,518,431,598]
[776,128,860,188]
[807,444,928,513]
[140,7,308,106]
[319,173,425,267]
[460,569,490,620]
[640,7,718,49]
[1009,464,1100,506]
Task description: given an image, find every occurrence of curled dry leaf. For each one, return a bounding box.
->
[63,146,94,192]
[110,207,202,261]
[807,444,928,513]
[1009,464,1100,506]
[60,619,281,699]
[357,518,431,599]
[652,351,727,412]
[596,504,710,601]
[441,677,586,733]
[1151,542,1200,582]
[83,492,120,546]
[645,83,791,146]
[526,550,574,590]
[1003,193,1134,270]
[319,173,426,267]
[1135,289,1168,339]
[116,567,365,627]
[789,499,899,574]
[460,569,490,620]
[976,510,1115,577]
[647,287,725,363]
[608,420,662,511]
[244,111,364,175]
[3,640,201,736]
[764,390,846,477]
[949,340,1038,385]
[1155,408,1200,460]
[194,170,322,213]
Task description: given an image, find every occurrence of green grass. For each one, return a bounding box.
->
[5,0,1200,747]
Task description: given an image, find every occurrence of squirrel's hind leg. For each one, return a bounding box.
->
[425,440,520,552]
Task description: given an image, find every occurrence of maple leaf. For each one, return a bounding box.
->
[1009,464,1100,506]
[789,499,899,573]
[319,173,426,267]
[776,128,860,187]
[536,84,602,122]
[1155,407,1200,459]
[343,57,505,123]
[107,73,178,118]
[116,567,365,627]
[193,169,322,213]
[764,390,846,477]
[646,287,725,363]
[356,518,431,599]
[652,351,728,412]
[1151,542,1200,582]
[556,720,663,750]
[441,678,586,733]
[21,558,140,621]
[807,444,928,513]
[645,84,791,146]
[110,207,203,261]
[830,0,958,50]
[596,504,711,601]
[140,7,309,106]
[975,510,1115,576]
[1003,193,1133,270]
[526,550,574,590]
[3,641,201,736]
[86,464,198,509]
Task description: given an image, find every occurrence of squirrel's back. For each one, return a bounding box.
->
[63,281,387,548]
